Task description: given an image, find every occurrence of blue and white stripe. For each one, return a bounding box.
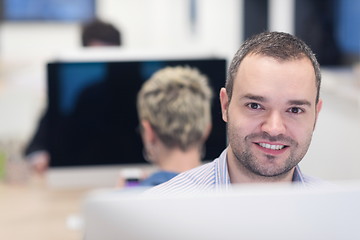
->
[146,148,321,195]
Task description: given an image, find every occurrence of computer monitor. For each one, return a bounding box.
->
[83,181,360,240]
[46,54,227,187]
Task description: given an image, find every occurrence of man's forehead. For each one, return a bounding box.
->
[232,55,318,104]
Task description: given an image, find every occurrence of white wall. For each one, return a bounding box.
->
[268,0,295,34]
[97,0,192,49]
[0,0,242,60]
[300,69,360,181]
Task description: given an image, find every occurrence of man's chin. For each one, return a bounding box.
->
[249,159,291,177]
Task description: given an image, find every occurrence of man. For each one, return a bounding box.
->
[147,31,323,194]
[81,19,122,47]
[24,19,122,174]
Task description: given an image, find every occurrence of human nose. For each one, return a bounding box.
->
[261,111,286,136]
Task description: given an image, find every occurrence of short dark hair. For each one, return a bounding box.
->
[81,19,121,47]
[226,31,321,103]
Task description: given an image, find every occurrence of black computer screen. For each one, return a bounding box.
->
[47,58,227,167]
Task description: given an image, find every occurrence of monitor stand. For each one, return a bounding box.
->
[46,164,155,189]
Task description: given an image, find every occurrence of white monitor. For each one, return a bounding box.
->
[82,181,360,240]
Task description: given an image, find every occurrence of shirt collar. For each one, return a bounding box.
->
[292,165,306,184]
[214,148,231,189]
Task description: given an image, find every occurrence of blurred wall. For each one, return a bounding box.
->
[0,0,242,60]
[0,0,242,140]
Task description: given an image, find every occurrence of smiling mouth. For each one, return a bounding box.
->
[255,142,289,150]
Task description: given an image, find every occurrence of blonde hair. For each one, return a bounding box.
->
[137,66,213,151]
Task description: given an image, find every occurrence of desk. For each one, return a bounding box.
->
[0,177,91,240]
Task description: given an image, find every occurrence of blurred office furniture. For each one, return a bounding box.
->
[83,181,360,240]
[0,177,87,240]
[0,0,95,22]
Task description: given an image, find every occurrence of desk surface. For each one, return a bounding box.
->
[0,177,91,240]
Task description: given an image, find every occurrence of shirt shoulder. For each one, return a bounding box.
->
[139,171,178,187]
[301,174,334,188]
[144,160,217,195]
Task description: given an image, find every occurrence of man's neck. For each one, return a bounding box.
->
[157,147,202,173]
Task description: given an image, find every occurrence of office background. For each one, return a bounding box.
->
[0,0,359,181]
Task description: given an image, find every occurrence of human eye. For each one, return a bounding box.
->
[287,107,304,114]
[246,102,263,110]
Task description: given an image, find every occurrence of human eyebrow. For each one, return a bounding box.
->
[287,100,312,107]
[241,94,267,102]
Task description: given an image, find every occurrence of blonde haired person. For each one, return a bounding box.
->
[136,66,213,186]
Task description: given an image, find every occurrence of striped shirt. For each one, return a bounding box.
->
[146,148,321,195]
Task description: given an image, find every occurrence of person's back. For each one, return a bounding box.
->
[23,19,122,174]
[133,66,213,187]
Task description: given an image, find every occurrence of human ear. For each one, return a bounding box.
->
[141,120,156,144]
[313,99,323,129]
[202,123,212,142]
[316,99,323,114]
[220,88,229,122]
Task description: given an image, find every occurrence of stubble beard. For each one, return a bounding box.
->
[228,125,312,179]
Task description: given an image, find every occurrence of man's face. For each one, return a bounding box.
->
[220,54,322,181]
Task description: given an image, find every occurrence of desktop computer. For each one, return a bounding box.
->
[45,49,227,188]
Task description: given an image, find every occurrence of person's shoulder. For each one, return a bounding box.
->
[139,171,178,187]
[144,160,217,195]
[302,174,335,188]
